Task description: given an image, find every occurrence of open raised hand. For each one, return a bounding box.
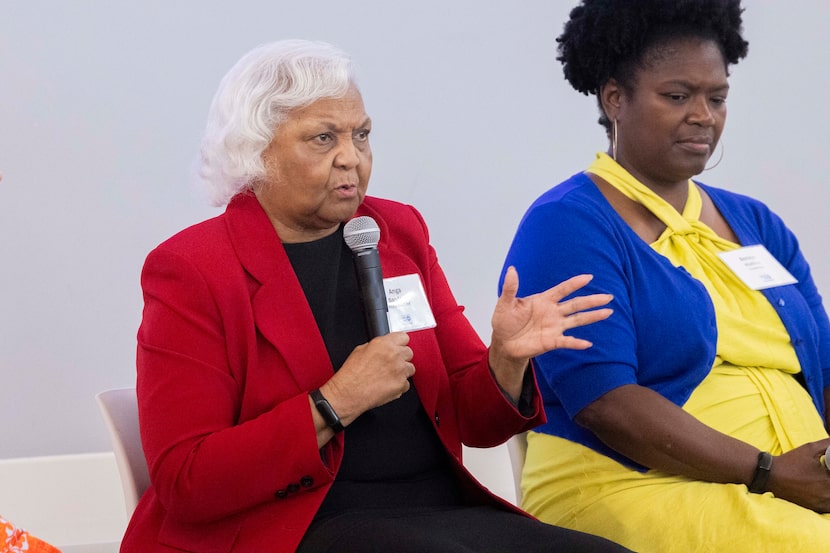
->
[491,268,613,359]
[488,268,613,399]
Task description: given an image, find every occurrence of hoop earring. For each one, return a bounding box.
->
[612,119,618,161]
[704,141,724,171]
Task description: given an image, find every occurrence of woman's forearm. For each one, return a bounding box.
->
[575,384,759,486]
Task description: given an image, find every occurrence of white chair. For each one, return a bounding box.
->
[0,453,126,549]
[95,388,151,516]
[506,431,528,506]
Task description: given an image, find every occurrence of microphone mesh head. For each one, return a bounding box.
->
[343,216,380,251]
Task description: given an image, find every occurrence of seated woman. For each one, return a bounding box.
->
[501,1,830,551]
[119,39,631,552]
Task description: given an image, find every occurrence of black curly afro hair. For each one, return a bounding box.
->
[557,0,749,130]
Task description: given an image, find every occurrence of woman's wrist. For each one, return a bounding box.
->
[487,342,528,375]
[747,451,773,494]
[487,347,528,402]
[310,389,344,433]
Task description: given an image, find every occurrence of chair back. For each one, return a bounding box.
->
[506,431,528,506]
[95,388,150,516]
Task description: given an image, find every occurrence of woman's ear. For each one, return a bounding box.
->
[599,79,623,122]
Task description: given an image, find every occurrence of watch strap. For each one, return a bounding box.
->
[310,389,344,433]
[748,451,773,494]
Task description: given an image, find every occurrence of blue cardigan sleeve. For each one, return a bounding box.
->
[501,186,641,419]
[502,177,717,426]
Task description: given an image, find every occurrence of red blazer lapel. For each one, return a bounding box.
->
[225,193,335,393]
[355,200,441,419]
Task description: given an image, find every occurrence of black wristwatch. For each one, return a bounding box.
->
[748,451,773,494]
[310,389,344,433]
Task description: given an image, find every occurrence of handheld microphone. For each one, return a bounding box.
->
[344,216,390,338]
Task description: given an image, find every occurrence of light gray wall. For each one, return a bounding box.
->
[1,1,828,458]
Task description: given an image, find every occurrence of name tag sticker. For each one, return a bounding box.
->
[384,273,436,332]
[717,245,798,290]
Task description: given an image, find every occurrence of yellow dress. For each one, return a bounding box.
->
[522,154,830,552]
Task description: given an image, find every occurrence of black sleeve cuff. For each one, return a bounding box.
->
[490,364,537,417]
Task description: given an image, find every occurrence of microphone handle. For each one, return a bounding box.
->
[354,248,390,338]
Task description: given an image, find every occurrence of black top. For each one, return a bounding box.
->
[283,227,463,518]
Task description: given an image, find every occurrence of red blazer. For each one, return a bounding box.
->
[121,193,545,553]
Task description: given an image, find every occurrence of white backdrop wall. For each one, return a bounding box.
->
[1,1,828,458]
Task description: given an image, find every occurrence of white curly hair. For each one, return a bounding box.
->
[196,39,356,206]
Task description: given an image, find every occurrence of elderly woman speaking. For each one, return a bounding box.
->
[120,40,629,553]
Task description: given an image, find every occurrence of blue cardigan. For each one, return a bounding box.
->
[501,171,830,468]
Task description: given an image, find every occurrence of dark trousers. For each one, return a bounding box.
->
[296,505,633,553]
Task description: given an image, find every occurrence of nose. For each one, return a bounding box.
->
[334,140,360,170]
[687,96,716,127]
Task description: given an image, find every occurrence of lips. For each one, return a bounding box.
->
[334,183,359,198]
[678,135,712,145]
[677,137,713,155]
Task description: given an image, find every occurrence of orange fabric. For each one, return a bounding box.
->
[1,515,61,553]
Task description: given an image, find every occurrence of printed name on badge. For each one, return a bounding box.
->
[384,273,436,332]
[717,245,797,290]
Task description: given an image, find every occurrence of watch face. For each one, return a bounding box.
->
[312,390,343,432]
[749,451,772,494]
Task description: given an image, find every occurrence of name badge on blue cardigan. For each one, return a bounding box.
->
[718,245,798,290]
